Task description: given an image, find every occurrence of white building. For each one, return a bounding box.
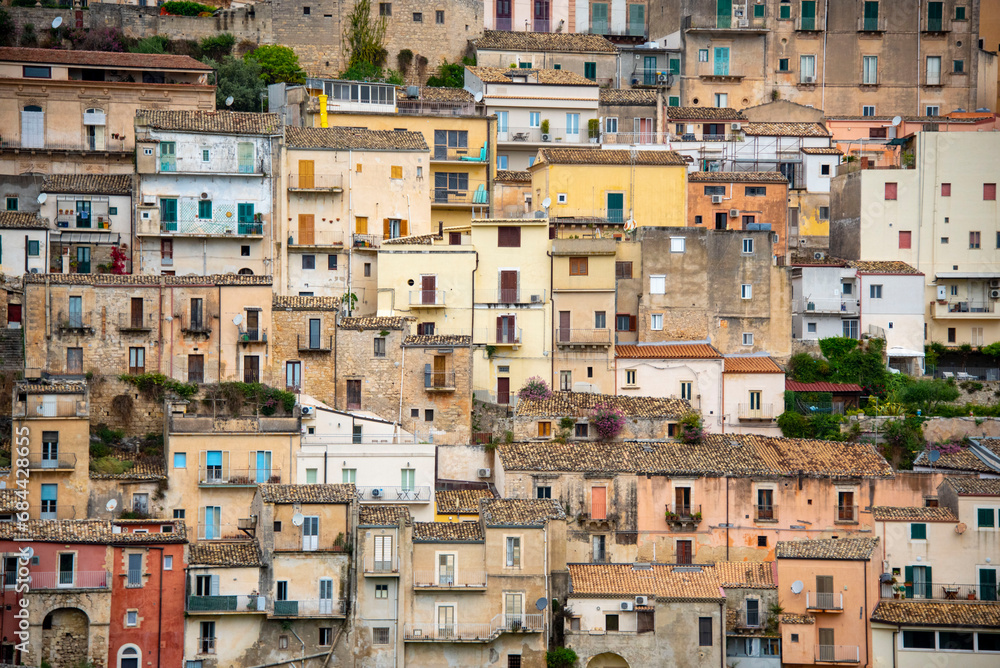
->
[0,211,49,276]
[722,355,785,436]
[465,66,599,170]
[134,110,281,276]
[295,396,436,521]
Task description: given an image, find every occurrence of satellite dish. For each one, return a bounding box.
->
[52,16,62,29]
[791,580,804,594]
[232,314,243,326]
[891,116,902,127]
[928,450,941,463]
[106,499,118,512]
[542,197,551,209]
[474,91,483,103]
[291,513,304,527]
[22,547,33,559]
[225,96,234,107]
[37,193,47,204]
[535,597,548,611]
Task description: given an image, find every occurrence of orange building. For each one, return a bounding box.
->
[687,172,789,257]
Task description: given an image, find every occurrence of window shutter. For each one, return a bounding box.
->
[424,364,431,387]
[629,316,637,331]
[496,316,503,343]
[199,451,206,475]
[401,219,409,236]
[986,183,997,200]
[885,182,897,200]
[199,505,206,531]
[924,566,932,599]
[249,451,257,469]
[211,574,220,596]
[904,565,914,598]
[222,451,230,478]
[383,218,391,239]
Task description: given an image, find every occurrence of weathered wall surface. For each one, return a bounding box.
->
[89,375,165,435]
[436,443,492,480]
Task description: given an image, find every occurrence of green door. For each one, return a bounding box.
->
[607,192,624,223]
[801,1,816,30]
[76,247,90,274]
[981,568,998,601]
[160,198,177,232]
[863,1,879,30]
[716,0,731,29]
[628,3,645,36]
[927,2,943,31]
[714,47,730,76]
[238,203,258,235]
[75,200,91,228]
[644,56,657,85]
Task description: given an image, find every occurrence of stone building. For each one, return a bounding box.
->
[400,333,474,445]
[686,172,790,257]
[474,30,619,85]
[270,294,340,403]
[511,391,690,442]
[334,315,410,417]
[598,88,671,147]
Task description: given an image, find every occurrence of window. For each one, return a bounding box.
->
[373,337,386,357]
[616,314,635,332]
[978,507,995,528]
[595,311,606,329]
[604,613,619,631]
[741,284,752,300]
[436,9,444,23]
[899,231,912,249]
[704,185,725,196]
[373,583,390,600]
[862,55,878,84]
[680,381,693,401]
[566,113,580,136]
[970,231,982,249]
[174,509,185,519]
[67,348,83,374]
[197,199,213,220]
[379,2,390,15]
[980,632,1000,651]
[715,93,728,108]
[926,105,940,116]
[529,112,541,128]
[863,105,876,116]
[939,632,974,651]
[800,55,816,82]
[575,423,589,438]
[506,537,521,567]
[534,484,553,500]
[389,165,403,180]
[507,657,521,668]
[373,628,390,645]
[807,323,817,333]
[885,182,897,200]
[537,421,551,438]
[743,332,754,346]
[670,237,685,253]
[699,49,709,62]
[699,617,712,646]
[24,239,40,257]
[5,197,17,211]
[584,62,597,80]
[954,59,965,73]
[758,535,768,547]
[910,523,927,540]
[604,116,617,133]
[745,186,766,197]
[869,284,883,299]
[364,262,371,277]
[819,206,830,219]
[901,630,935,649]
[412,12,422,21]
[742,238,754,254]
[625,369,636,386]
[650,275,666,294]
[497,226,521,247]
[714,47,730,76]
[557,193,567,204]
[128,347,145,375]
[569,257,588,276]
[926,56,941,85]
[615,261,632,279]
[23,65,51,78]
[985,183,997,200]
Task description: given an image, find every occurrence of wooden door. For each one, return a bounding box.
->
[188,355,204,384]
[675,487,690,516]
[816,575,834,609]
[298,214,315,245]
[421,275,436,304]
[677,540,692,564]
[433,355,446,387]
[355,216,368,235]
[558,311,570,342]
[499,270,518,303]
[496,377,510,404]
[838,491,855,521]
[346,379,361,409]
[8,304,21,326]
[298,160,314,189]
[131,298,143,328]
[243,355,259,382]
[591,487,606,520]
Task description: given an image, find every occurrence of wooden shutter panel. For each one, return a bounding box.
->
[629,316,637,331]
[424,364,432,387]
[298,214,315,245]
[222,451,230,478]
[924,566,932,599]
[904,565,914,598]
[383,218,391,239]
[199,451,206,475]
[211,574,220,596]
[400,219,408,236]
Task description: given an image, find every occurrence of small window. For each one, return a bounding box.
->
[819,206,830,220]
[985,183,996,201]
[605,614,619,632]
[273,521,282,532]
[742,238,754,254]
[885,182,897,200]
[757,535,767,547]
[625,369,636,386]
[241,245,250,257]
[745,186,766,197]
[5,197,18,211]
[899,231,912,249]
[373,628,390,645]
[926,106,940,116]
[557,193,567,204]
[941,237,949,244]
[538,421,551,438]
[807,323,817,333]
[977,507,995,528]
[575,423,589,438]
[956,6,967,20]
[302,255,316,270]
[651,313,663,331]
[615,261,633,279]
[569,256,588,276]
[425,409,434,421]
[174,509,186,519]
[164,555,173,570]
[23,66,51,78]
[390,165,402,179]
[948,327,956,343]
[862,105,876,116]
[670,237,685,253]
[902,630,936,649]
[910,523,927,540]
[743,332,754,346]
[741,284,753,300]
[126,610,138,627]
[318,628,332,646]
[364,262,372,277]
[497,226,521,247]
[375,584,389,599]
[328,254,338,270]
[779,58,789,71]
[374,337,386,357]
[650,275,666,294]
[536,485,552,499]
[303,6,310,14]
[410,408,420,418]
[412,12,422,22]
[28,240,40,257]
[970,231,981,249]
[954,60,964,73]
[201,149,210,162]
[820,164,830,176]
[173,453,186,469]
[379,2,391,16]
[698,49,709,62]
[699,617,712,646]
[941,183,951,196]
[870,284,883,299]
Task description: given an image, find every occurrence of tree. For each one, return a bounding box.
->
[200,33,235,61]
[343,0,388,69]
[899,379,960,414]
[245,45,305,86]
[205,56,267,112]
[881,416,926,470]
[426,56,475,88]
[0,10,16,48]
[546,647,578,668]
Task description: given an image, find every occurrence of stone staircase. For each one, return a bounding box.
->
[0,329,24,372]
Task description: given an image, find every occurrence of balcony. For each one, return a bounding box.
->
[932,301,998,319]
[117,312,156,333]
[922,18,951,34]
[196,523,253,541]
[297,334,333,353]
[494,17,512,31]
[816,645,860,663]
[28,505,76,520]
[474,289,546,305]
[57,311,95,335]
[413,570,487,590]
[498,126,591,146]
[288,173,343,192]
[409,290,446,307]
[356,486,431,503]
[858,17,888,32]
[807,592,844,611]
[665,504,702,529]
[237,327,267,344]
[425,371,457,392]
[880,582,998,601]
[403,613,543,642]
[796,298,859,316]
[0,137,129,154]
[269,599,347,617]
[431,146,487,162]
[352,233,381,250]
[835,505,858,524]
[287,230,344,249]
[473,327,523,347]
[363,555,401,576]
[26,453,77,471]
[737,404,776,421]
[28,570,110,589]
[137,213,264,238]
[555,328,612,347]
[796,17,822,32]
[601,131,671,146]
[198,467,281,486]
[197,637,216,655]
[14,394,88,418]
[433,189,490,207]
[754,504,778,522]
[187,594,267,613]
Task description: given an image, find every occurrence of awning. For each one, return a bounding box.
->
[935,272,1000,279]
[886,137,909,146]
[56,232,121,245]
[887,347,925,358]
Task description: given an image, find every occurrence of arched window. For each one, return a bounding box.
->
[21,105,44,149]
[118,644,140,668]
[238,268,254,275]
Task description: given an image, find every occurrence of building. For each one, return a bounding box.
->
[39,174,133,275]
[830,132,1000,347]
[913,438,1000,475]
[0,210,49,276]
[598,88,672,146]
[493,169,532,217]
[871,600,1000,668]
[434,488,496,522]
[721,354,785,436]
[474,30,619,85]
[465,66,600,170]
[529,148,688,227]
[485,0,574,32]
[270,295,340,402]
[687,172,789,257]
[134,111,281,276]
[719,561,781,668]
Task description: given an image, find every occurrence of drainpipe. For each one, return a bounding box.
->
[471,250,479,358]
[288,626,306,667]
[217,283,223,381]
[720,370,726,435]
[543,523,550,651]
[821,0,829,112]
[152,546,165,668]
[398,342,405,427]
[547,250,554,386]
[863,557,870,667]
[725,476,730,560]
[719,599,726,668]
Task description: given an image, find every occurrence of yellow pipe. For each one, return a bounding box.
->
[318,94,328,128]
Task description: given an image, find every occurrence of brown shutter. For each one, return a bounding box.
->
[355,216,368,235]
[496,316,503,343]
[400,219,408,236]
[383,218,391,239]
[298,214,315,245]
[629,315,637,331]
[298,160,314,189]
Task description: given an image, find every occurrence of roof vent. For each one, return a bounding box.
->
[632,563,652,570]
[730,440,742,448]
[406,86,419,98]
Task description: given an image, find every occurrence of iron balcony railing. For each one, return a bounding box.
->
[125,569,144,588]
[474,289,546,305]
[196,523,253,541]
[431,146,487,162]
[57,310,93,333]
[816,645,860,663]
[117,312,156,332]
[409,290,446,306]
[555,328,612,346]
[425,371,456,390]
[187,594,267,612]
[403,613,543,642]
[474,327,523,346]
[297,334,333,352]
[237,326,267,343]
[498,126,589,143]
[352,233,381,249]
[198,467,281,485]
[601,131,671,145]
[737,404,776,420]
[836,505,859,523]
[858,17,888,31]
[29,505,76,520]
[26,453,77,470]
[433,189,490,205]
[288,173,343,190]
[0,137,128,152]
[665,504,702,521]
[880,582,999,601]
[356,486,431,503]
[754,504,778,522]
[269,599,346,617]
[413,570,487,589]
[287,230,344,247]
[807,592,844,610]
[797,298,860,314]
[197,637,216,655]
[363,555,400,574]
[28,570,110,589]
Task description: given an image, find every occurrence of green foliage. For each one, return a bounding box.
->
[960,380,984,393]
[90,457,135,476]
[162,1,217,16]
[786,353,829,383]
[881,416,926,469]
[339,60,403,84]
[899,379,960,413]
[204,56,267,112]
[132,35,170,54]
[677,413,704,444]
[199,33,235,61]
[776,411,844,440]
[0,10,14,48]
[818,336,859,361]
[426,56,476,88]
[96,424,125,444]
[246,45,305,85]
[981,341,1000,357]
[396,48,413,73]
[343,0,388,69]
[19,23,37,48]
[119,373,199,400]
[203,382,297,416]
[546,647,578,668]
[90,441,111,459]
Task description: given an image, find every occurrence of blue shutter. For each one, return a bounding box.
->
[424,364,432,387]
[904,566,914,599]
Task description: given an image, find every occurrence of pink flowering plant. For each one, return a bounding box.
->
[591,404,626,440]
[518,376,552,401]
[678,413,704,444]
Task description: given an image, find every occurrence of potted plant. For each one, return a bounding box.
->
[664,510,678,521]
[588,118,600,143]
[692,511,703,521]
[541,119,551,140]
[891,579,904,599]
[69,259,79,273]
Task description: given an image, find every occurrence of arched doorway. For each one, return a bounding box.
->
[587,653,629,668]
[41,608,90,668]
[118,644,141,668]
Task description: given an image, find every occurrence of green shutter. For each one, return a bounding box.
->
[754,4,765,18]
[927,2,943,31]
[979,507,995,528]
[668,96,680,106]
[669,58,680,75]
[910,523,926,540]
[801,1,816,29]
[904,565,914,598]
[584,62,597,80]
[717,0,732,29]
[780,5,791,19]
[924,566,932,599]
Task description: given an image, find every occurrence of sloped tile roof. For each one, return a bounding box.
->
[780,613,815,624]
[42,174,133,196]
[383,233,442,245]
[287,126,428,151]
[941,477,1000,496]
[495,169,532,182]
[0,520,185,544]
[0,489,18,513]
[688,171,788,183]
[339,316,408,331]
[136,110,282,135]
[776,537,879,561]
[536,148,686,166]
[724,356,784,373]
[600,88,657,106]
[786,380,863,393]
[258,484,355,504]
[801,147,843,155]
[397,86,475,103]
[413,521,484,542]
[89,453,166,481]
[516,391,691,418]
[467,66,597,86]
[568,563,724,600]
[743,122,830,137]
[667,107,747,121]
[616,343,723,359]
[480,498,566,527]
[273,295,341,310]
[476,30,618,53]
[437,489,494,514]
[715,561,777,588]
[23,273,272,286]
[0,211,48,229]
[790,253,848,267]
[403,335,471,346]
[359,505,410,527]
[188,541,263,567]
[914,448,994,472]
[871,506,958,522]
[0,46,211,71]
[871,600,1000,628]
[846,260,922,275]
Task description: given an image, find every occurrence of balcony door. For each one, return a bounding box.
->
[558,311,570,342]
[816,575,834,608]
[374,535,393,571]
[76,247,91,274]
[76,201,91,228]
[243,355,260,383]
[21,106,44,148]
[252,451,271,483]
[437,605,455,638]
[818,628,835,661]
[422,275,437,304]
[607,192,624,222]
[302,516,319,551]
[298,214,315,245]
[318,578,334,614]
[40,484,58,519]
[41,432,58,468]
[495,0,511,30]
[58,553,74,587]
[496,377,510,404]
[438,554,455,585]
[533,0,550,32]
[980,568,998,601]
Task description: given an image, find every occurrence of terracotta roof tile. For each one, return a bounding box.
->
[0,46,212,71]
[535,148,686,166]
[413,521,484,542]
[467,66,597,86]
[776,537,879,561]
[846,260,922,275]
[0,519,185,544]
[667,107,747,121]
[23,273,272,287]
[780,613,815,624]
[403,335,471,346]
[871,506,958,522]
[15,380,87,394]
[871,600,1000,628]
[0,489,18,513]
[188,541,263,567]
[688,171,788,183]
[359,505,410,527]
[743,122,830,137]
[0,211,48,229]
[724,356,784,374]
[339,316,409,331]
[785,380,863,393]
[476,30,618,53]
[287,126,428,151]
[272,295,341,310]
[495,169,532,182]
[616,343,723,359]
[437,489,495,514]
[801,147,844,155]
[600,88,657,106]
[480,498,565,527]
[789,253,848,266]
[568,563,724,600]
[715,561,777,588]
[383,233,442,245]
[89,453,166,481]
[516,391,692,418]
[42,174,133,196]
[136,110,281,135]
[397,86,475,103]
[914,448,993,472]
[941,477,1000,496]
[258,484,355,504]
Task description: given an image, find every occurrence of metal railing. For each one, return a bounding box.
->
[300,432,422,445]
[923,17,951,32]
[807,592,844,610]
[198,467,281,485]
[363,555,400,574]
[197,637,216,655]
[601,131,671,145]
[155,219,264,237]
[494,18,512,31]
[935,300,997,315]
[125,570,144,588]
[797,298,860,314]
[433,189,490,205]
[397,100,482,116]
[880,582,999,601]
[498,127,590,144]
[796,17,821,31]
[352,233,381,249]
[28,570,110,589]
[737,404,776,420]
[269,599,346,617]
[665,504,702,520]
[737,606,762,628]
[409,290,446,306]
[287,230,344,246]
[474,289,546,305]
[413,570,487,589]
[858,17,887,31]
[14,396,88,418]
[57,310,93,333]
[474,327,523,346]
[118,312,156,331]
[836,505,858,523]
[0,138,128,152]
[403,613,543,642]
[288,173,343,190]
[754,504,778,522]
[297,334,333,352]
[424,370,457,390]
[555,328,612,345]
[188,594,267,612]
[816,645,859,663]
[196,523,253,541]
[237,326,267,343]
[432,146,487,162]
[356,486,431,503]
[26,453,77,470]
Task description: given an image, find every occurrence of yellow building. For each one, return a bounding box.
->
[528,148,688,227]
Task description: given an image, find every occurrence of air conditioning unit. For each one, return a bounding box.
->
[635,595,648,606]
[729,208,740,218]
[530,294,543,303]
[477,468,491,478]
[300,406,313,416]
[619,601,634,611]
[990,279,1000,289]
[737,18,749,28]
[370,488,383,498]
[29,268,39,274]
[541,134,552,141]
[657,73,671,85]
[813,251,825,260]
[200,192,210,200]
[731,123,742,130]
[711,195,724,204]
[142,195,156,205]
[990,290,1000,300]
[802,76,815,84]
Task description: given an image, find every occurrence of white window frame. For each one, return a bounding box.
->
[605,116,618,133]
[505,535,522,568]
[670,237,685,253]
[742,238,754,254]
[743,332,754,346]
[741,284,753,300]
[650,274,666,294]
[651,313,663,331]
[557,193,567,204]
[862,105,876,116]
[862,56,878,84]
[625,369,637,386]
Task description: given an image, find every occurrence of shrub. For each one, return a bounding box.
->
[0,10,14,48]
[546,647,578,668]
[90,457,135,476]
[900,378,960,413]
[396,48,413,73]
[162,1,217,16]
[590,404,626,440]
[200,32,235,60]
[96,424,125,444]
[677,413,704,444]
[19,23,37,48]
[131,35,170,54]
[119,372,198,400]
[246,44,306,85]
[517,376,552,401]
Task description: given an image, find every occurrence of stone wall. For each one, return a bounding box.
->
[88,375,165,436]
[378,0,482,82]
[334,323,406,421]
[436,443,493,480]
[399,340,472,444]
[270,302,338,406]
